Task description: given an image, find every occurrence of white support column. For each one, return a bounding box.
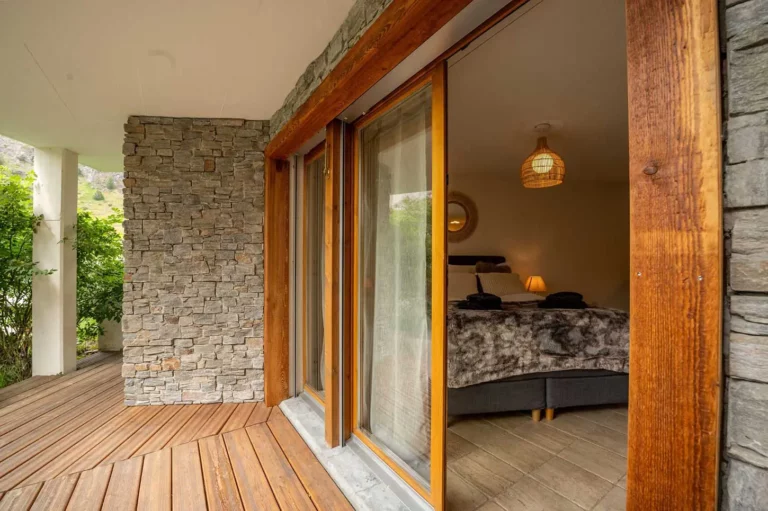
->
[32,148,78,375]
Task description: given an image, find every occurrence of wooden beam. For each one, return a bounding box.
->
[264,158,291,406]
[625,0,722,508]
[266,0,474,160]
[324,120,342,447]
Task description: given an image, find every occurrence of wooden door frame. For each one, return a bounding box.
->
[264,0,723,507]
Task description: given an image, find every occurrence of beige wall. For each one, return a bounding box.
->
[448,173,630,310]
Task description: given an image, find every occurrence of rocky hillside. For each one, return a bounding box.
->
[0,134,123,223]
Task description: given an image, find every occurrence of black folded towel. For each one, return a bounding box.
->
[538,291,587,309]
[457,292,502,310]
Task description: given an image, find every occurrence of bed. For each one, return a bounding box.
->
[446,255,629,420]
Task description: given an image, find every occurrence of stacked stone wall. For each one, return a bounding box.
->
[721,0,768,508]
[121,116,268,405]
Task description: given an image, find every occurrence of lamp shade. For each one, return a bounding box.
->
[521,137,565,188]
[525,276,547,293]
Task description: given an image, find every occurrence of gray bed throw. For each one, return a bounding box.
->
[447,304,629,388]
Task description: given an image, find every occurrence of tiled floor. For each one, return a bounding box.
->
[447,406,628,511]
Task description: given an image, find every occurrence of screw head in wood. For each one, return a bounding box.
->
[643,164,659,175]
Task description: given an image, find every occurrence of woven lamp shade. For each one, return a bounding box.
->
[521,136,565,188]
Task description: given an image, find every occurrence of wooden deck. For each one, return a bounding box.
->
[0,353,352,510]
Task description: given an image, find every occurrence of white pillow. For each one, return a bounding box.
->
[448,264,476,274]
[478,273,525,296]
[501,292,545,303]
[448,273,479,301]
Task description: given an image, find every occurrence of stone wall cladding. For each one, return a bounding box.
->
[722,0,768,508]
[121,116,269,405]
[269,0,393,137]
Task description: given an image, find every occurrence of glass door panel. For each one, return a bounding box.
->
[303,147,326,400]
[353,62,447,508]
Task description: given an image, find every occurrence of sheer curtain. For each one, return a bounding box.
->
[305,156,325,395]
[360,86,432,483]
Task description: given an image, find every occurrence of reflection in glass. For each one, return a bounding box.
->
[305,153,325,397]
[447,202,468,232]
[359,85,432,484]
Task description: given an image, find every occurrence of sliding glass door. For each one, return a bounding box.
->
[302,144,326,402]
[352,63,447,508]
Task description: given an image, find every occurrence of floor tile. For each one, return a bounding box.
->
[558,439,627,483]
[447,470,488,511]
[546,413,628,456]
[449,450,523,497]
[511,422,576,454]
[529,457,613,510]
[484,413,532,432]
[476,501,507,511]
[451,419,553,474]
[447,430,479,462]
[574,408,628,434]
[496,477,582,511]
[593,486,627,511]
[617,475,627,489]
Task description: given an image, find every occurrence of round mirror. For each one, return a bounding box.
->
[448,202,468,232]
[446,191,478,243]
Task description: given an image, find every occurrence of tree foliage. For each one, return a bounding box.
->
[74,210,124,332]
[0,167,51,385]
[0,165,124,387]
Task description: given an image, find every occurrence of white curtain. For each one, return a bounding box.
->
[360,86,432,482]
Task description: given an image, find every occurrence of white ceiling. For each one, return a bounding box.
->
[0,0,355,172]
[448,0,628,182]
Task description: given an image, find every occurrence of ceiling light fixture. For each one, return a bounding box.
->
[520,123,565,188]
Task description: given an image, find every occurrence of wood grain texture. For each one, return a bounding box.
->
[430,61,448,510]
[267,409,352,510]
[102,457,143,511]
[137,449,171,511]
[171,442,206,511]
[324,119,343,448]
[264,157,291,406]
[625,0,722,508]
[66,464,112,511]
[198,436,244,511]
[222,429,280,511]
[0,483,41,511]
[30,473,78,511]
[266,0,473,159]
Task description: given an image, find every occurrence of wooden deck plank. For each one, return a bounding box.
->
[0,383,124,458]
[29,473,79,511]
[0,400,128,489]
[135,404,201,456]
[222,429,279,510]
[102,456,143,511]
[166,404,221,448]
[199,435,244,511]
[0,357,118,416]
[65,464,112,511]
[137,449,171,511]
[5,404,135,490]
[221,403,257,434]
[194,403,238,440]
[0,376,58,404]
[244,403,271,427]
[97,406,180,466]
[268,409,351,510]
[30,405,150,482]
[171,442,206,511]
[0,364,122,434]
[245,424,315,510]
[0,483,42,511]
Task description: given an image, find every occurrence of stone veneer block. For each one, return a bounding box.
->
[122,116,269,405]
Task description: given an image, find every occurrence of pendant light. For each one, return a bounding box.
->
[521,123,565,188]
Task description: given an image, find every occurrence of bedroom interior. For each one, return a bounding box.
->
[443,0,631,509]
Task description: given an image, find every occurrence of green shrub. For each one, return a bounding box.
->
[92,190,104,201]
[0,166,53,387]
[74,211,124,340]
[106,177,116,190]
